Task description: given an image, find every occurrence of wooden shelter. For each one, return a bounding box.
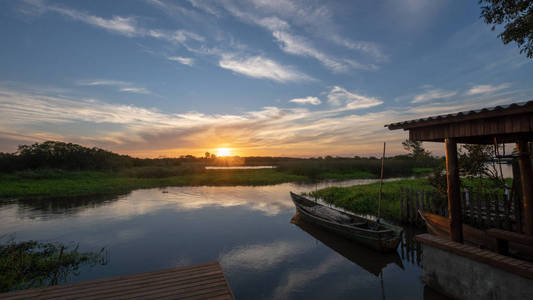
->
[386,101,533,241]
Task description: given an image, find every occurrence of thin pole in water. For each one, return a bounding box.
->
[378,142,386,220]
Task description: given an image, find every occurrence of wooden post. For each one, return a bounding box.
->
[445,138,463,243]
[378,142,386,220]
[517,140,533,235]
[400,188,404,222]
[495,193,501,229]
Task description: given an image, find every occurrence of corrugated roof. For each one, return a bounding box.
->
[385,100,533,130]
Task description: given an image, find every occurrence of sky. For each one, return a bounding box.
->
[0,0,532,158]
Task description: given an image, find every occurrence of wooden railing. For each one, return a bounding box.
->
[399,187,524,233]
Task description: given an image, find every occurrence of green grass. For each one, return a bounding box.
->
[411,167,432,175]
[308,178,439,223]
[312,170,375,180]
[308,177,512,223]
[0,169,310,199]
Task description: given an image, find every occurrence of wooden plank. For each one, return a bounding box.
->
[2,264,223,299]
[0,262,233,300]
[487,229,533,247]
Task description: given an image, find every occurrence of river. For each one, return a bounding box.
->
[0,179,447,299]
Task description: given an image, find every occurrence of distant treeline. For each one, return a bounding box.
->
[0,141,441,179]
[0,141,182,172]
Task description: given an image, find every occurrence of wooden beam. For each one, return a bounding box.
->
[445,138,463,243]
[517,140,533,235]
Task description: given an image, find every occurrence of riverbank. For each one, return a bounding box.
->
[309,178,436,223]
[309,177,512,223]
[0,168,378,199]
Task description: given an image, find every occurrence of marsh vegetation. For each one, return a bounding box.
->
[0,141,439,199]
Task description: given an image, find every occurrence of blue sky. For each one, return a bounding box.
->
[0,0,532,157]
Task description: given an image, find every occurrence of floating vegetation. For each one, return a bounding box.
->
[0,238,108,292]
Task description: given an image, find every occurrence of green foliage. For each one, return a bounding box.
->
[121,166,204,178]
[0,169,308,199]
[276,156,439,179]
[480,0,533,58]
[308,179,436,222]
[401,140,434,166]
[0,239,106,292]
[427,160,448,197]
[0,141,185,173]
[459,144,507,190]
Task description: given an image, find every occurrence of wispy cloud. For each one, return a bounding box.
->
[21,1,204,46]
[327,86,383,109]
[218,54,312,83]
[168,56,195,66]
[289,96,321,105]
[466,83,511,95]
[77,80,151,94]
[208,1,382,72]
[0,86,402,157]
[272,31,353,72]
[411,89,457,104]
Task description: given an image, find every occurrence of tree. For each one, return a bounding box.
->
[402,140,431,160]
[205,152,210,159]
[479,0,533,58]
[459,144,507,189]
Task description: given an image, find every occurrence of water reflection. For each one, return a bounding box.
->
[2,193,122,217]
[291,213,404,276]
[0,178,448,299]
[220,240,309,271]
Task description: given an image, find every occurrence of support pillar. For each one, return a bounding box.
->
[445,138,463,243]
[517,140,533,235]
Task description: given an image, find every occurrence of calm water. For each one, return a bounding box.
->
[205,166,276,169]
[0,179,447,299]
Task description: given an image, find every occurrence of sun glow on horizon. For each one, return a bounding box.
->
[216,148,232,157]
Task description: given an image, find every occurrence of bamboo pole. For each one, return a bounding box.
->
[378,142,386,220]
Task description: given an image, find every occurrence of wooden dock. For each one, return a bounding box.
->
[0,261,234,300]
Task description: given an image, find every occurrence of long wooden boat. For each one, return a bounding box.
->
[291,213,404,275]
[289,192,403,252]
[418,209,533,259]
[417,210,488,246]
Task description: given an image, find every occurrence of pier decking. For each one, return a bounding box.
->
[0,261,233,300]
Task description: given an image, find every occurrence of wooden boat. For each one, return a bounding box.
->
[289,192,403,252]
[418,209,533,259]
[417,209,488,246]
[291,213,404,275]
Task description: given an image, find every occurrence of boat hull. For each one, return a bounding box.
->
[418,209,533,259]
[290,192,402,253]
[291,213,404,275]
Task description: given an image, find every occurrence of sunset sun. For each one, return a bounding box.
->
[216,148,232,157]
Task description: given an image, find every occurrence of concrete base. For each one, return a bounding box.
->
[422,243,533,300]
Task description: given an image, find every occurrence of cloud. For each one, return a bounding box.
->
[208,1,382,72]
[46,6,139,36]
[466,83,511,95]
[22,1,204,46]
[272,31,351,72]
[289,96,321,105]
[220,240,308,271]
[168,56,195,66]
[0,86,405,157]
[327,86,383,109]
[411,89,457,104]
[218,54,312,83]
[77,80,151,95]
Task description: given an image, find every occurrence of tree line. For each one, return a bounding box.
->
[0,140,443,174]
